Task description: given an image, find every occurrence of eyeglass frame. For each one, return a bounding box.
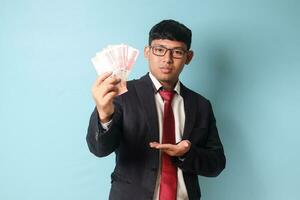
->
[148,45,189,59]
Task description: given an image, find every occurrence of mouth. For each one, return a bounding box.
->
[159,66,172,74]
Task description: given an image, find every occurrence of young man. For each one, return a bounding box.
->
[87,19,226,200]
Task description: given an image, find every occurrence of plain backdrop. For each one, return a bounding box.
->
[1,0,299,199]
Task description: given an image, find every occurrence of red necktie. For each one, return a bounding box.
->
[159,90,177,200]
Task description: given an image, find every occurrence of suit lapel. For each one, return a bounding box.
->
[134,74,160,143]
[180,83,197,140]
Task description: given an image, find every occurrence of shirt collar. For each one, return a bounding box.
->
[149,72,181,94]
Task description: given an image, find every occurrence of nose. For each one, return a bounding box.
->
[163,49,173,63]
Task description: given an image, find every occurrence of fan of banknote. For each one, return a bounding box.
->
[91,44,139,94]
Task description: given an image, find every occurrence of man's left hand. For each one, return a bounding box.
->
[149,140,191,157]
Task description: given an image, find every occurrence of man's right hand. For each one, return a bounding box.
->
[92,72,121,123]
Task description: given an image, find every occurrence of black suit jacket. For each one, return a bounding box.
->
[87,74,226,200]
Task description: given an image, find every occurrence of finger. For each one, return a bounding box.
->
[102,83,119,96]
[149,142,160,148]
[149,142,172,149]
[178,140,192,151]
[102,90,118,103]
[153,143,175,150]
[104,76,122,85]
[93,72,113,88]
[179,140,191,148]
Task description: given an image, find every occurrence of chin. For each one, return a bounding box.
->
[157,74,171,80]
[158,76,175,84]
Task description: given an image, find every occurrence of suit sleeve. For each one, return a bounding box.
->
[86,99,123,157]
[175,101,226,177]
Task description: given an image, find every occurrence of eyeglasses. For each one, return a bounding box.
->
[149,45,188,59]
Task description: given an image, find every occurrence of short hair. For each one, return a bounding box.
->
[148,19,192,50]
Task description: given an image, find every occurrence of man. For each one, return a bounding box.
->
[87,19,226,200]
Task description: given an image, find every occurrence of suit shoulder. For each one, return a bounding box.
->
[125,78,140,93]
[181,84,210,104]
[127,78,138,87]
[126,74,151,91]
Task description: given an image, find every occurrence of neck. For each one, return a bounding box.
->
[160,80,176,91]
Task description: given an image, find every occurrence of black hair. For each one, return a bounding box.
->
[148,19,192,50]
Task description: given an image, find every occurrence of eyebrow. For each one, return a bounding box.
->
[152,44,186,50]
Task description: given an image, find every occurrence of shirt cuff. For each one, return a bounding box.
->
[100,119,113,132]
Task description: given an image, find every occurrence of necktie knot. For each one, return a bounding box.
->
[159,89,174,102]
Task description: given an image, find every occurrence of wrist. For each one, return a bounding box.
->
[96,106,113,123]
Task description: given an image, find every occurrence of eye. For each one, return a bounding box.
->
[173,49,184,56]
[154,47,165,53]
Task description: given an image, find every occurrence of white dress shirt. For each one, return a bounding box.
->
[149,73,188,200]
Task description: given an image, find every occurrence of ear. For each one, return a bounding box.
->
[144,46,150,59]
[185,50,194,65]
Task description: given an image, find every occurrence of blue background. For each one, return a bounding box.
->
[1,0,299,199]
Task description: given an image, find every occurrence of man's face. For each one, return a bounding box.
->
[144,39,193,87]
